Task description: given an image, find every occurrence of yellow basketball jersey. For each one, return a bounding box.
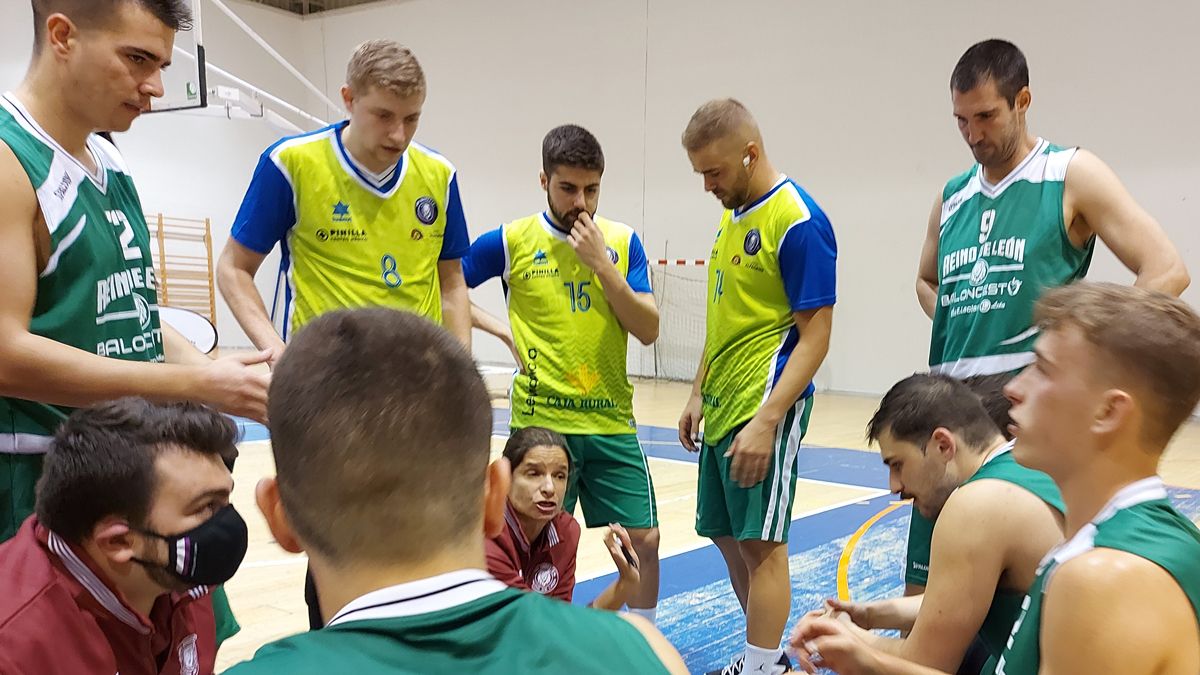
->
[464,213,653,435]
[231,122,470,338]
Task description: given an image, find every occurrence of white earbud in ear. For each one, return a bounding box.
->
[742,155,751,167]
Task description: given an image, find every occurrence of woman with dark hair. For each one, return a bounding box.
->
[487,427,640,610]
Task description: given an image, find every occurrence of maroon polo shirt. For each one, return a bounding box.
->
[486,501,581,601]
[0,516,217,675]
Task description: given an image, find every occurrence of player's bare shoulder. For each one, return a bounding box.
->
[0,140,45,261]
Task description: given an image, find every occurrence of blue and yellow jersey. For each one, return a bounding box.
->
[702,176,837,442]
[230,121,469,337]
[463,213,652,435]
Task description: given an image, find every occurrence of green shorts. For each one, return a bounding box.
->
[562,433,657,530]
[1,454,44,542]
[696,396,813,543]
[905,508,934,587]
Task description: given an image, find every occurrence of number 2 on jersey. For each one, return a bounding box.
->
[105,210,141,261]
[564,281,592,312]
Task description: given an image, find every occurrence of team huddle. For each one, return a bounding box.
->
[0,1,1197,674]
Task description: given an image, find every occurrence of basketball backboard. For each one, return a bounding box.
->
[148,0,207,113]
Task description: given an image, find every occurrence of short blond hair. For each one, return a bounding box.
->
[1035,282,1200,448]
[346,39,425,98]
[682,98,757,152]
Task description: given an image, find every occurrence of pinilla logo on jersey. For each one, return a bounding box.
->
[606,247,619,265]
[533,250,549,266]
[415,196,438,225]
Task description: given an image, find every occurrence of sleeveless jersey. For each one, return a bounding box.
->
[231,122,467,338]
[995,478,1200,674]
[497,213,643,435]
[222,570,670,674]
[702,177,837,442]
[931,139,1094,377]
[0,93,163,454]
[958,443,1064,660]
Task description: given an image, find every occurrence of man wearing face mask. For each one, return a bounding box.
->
[0,398,248,675]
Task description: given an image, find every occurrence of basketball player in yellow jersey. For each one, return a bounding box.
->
[679,99,837,675]
[218,40,471,361]
[465,125,662,624]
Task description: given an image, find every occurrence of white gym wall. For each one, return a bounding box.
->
[3,0,1197,396]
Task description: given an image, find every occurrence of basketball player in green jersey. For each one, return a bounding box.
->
[905,38,1190,599]
[793,374,1064,673]
[0,0,272,644]
[679,99,838,675]
[791,283,1200,675]
[227,308,687,675]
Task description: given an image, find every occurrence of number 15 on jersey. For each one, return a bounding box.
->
[564,281,592,312]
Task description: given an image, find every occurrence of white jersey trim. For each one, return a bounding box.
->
[931,351,1035,378]
[979,138,1048,197]
[981,439,1017,467]
[39,213,88,277]
[1037,477,1167,581]
[0,433,54,455]
[0,93,108,192]
[940,140,1078,231]
[327,569,509,627]
[731,174,788,223]
[539,212,570,241]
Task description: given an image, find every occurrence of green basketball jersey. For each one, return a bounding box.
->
[702,177,837,442]
[0,94,163,455]
[959,442,1064,660]
[994,478,1200,675]
[931,139,1094,377]
[500,213,642,435]
[222,570,670,674]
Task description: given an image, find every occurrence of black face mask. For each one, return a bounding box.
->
[134,504,248,586]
